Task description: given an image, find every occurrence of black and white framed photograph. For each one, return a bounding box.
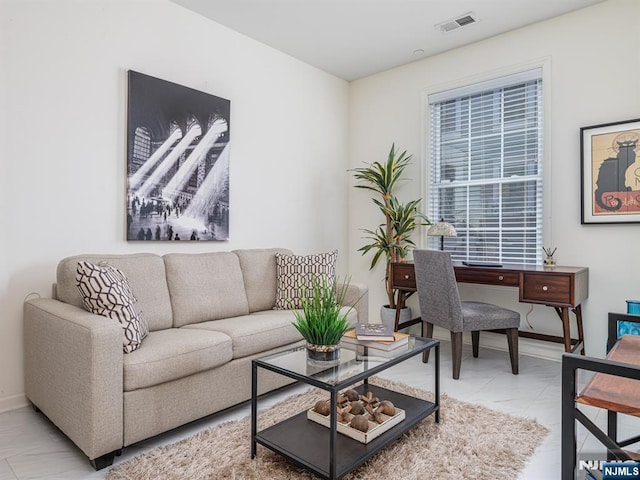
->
[126,70,230,241]
[581,118,640,224]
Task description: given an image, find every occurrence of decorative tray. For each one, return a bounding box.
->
[306,407,405,444]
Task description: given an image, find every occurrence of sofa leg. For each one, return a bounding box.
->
[90,451,118,470]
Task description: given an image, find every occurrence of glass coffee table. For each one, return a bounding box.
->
[251,336,440,479]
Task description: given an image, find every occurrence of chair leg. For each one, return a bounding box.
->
[607,410,618,461]
[471,331,480,358]
[422,322,435,363]
[451,331,463,379]
[506,328,519,374]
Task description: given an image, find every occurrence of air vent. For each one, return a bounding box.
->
[437,12,477,33]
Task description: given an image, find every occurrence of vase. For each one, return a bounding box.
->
[380,305,412,331]
[306,343,340,362]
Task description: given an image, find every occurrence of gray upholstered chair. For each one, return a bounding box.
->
[413,249,520,379]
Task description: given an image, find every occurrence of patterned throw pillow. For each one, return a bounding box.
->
[274,250,337,309]
[76,261,148,353]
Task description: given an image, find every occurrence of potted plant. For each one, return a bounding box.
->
[290,276,353,362]
[352,144,430,328]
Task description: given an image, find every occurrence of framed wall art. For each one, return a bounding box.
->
[126,70,230,241]
[581,118,640,224]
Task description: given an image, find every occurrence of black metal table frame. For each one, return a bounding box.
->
[251,338,440,480]
[561,313,640,479]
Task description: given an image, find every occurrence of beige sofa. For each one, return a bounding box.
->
[23,248,368,469]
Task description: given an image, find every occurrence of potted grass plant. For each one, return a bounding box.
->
[352,143,430,328]
[291,276,353,362]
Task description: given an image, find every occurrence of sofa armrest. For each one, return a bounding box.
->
[24,298,124,460]
[340,281,368,325]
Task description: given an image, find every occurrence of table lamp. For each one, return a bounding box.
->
[427,218,457,250]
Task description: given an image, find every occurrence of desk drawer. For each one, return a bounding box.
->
[392,263,416,289]
[454,269,519,287]
[521,273,572,305]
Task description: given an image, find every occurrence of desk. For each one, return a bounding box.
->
[390,261,589,354]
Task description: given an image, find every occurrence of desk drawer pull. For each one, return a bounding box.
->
[404,274,410,279]
[498,275,504,281]
[542,285,549,291]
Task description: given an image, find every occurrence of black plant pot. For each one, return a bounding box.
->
[306,343,340,362]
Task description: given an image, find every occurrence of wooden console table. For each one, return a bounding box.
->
[390,261,589,354]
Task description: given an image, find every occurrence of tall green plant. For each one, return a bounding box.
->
[352,144,430,309]
[290,276,352,346]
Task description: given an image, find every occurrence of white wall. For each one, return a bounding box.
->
[348,0,640,359]
[0,0,349,412]
[3,0,639,413]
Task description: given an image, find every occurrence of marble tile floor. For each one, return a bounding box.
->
[1,340,637,480]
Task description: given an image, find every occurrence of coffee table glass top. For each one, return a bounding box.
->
[255,336,437,388]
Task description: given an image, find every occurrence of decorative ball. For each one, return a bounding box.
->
[350,415,369,432]
[344,389,360,402]
[338,412,352,424]
[314,400,331,416]
[349,401,365,415]
[377,400,395,416]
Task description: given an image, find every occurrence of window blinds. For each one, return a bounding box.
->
[428,69,543,264]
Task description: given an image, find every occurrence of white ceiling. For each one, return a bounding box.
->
[170,0,605,81]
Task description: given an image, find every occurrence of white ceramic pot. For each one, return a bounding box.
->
[380,305,412,331]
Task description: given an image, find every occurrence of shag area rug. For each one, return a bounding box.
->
[107,377,548,480]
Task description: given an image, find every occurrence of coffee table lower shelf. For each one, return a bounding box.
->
[254,384,437,479]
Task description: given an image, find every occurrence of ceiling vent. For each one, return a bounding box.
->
[437,12,477,33]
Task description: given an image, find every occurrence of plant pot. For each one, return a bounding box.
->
[306,343,340,362]
[380,305,412,332]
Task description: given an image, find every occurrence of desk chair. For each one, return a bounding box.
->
[413,249,520,379]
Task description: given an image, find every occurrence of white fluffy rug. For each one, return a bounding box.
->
[107,377,548,480]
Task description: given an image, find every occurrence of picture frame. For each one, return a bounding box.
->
[580,118,640,224]
[126,70,231,241]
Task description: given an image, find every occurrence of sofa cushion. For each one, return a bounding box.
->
[233,248,292,312]
[273,250,337,309]
[164,252,250,327]
[76,261,149,353]
[182,306,357,359]
[123,328,232,391]
[181,310,300,358]
[57,254,173,331]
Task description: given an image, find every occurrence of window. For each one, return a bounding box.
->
[427,69,543,264]
[131,127,151,174]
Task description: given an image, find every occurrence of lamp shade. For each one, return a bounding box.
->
[427,220,457,238]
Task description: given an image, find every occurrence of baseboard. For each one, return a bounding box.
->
[428,328,564,363]
[0,393,29,414]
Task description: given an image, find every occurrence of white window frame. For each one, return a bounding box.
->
[424,65,549,265]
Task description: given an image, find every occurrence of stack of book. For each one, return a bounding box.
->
[341,323,409,352]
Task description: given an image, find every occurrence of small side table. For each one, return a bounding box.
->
[251,337,440,479]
